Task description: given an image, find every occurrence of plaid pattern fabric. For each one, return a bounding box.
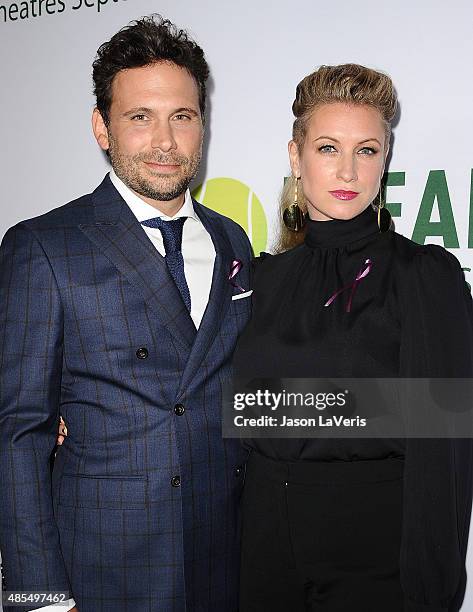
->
[0,176,253,612]
[140,217,192,312]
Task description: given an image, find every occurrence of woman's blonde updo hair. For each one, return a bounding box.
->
[275,63,398,253]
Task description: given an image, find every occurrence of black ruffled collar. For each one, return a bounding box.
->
[304,205,380,249]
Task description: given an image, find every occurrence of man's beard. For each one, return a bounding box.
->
[108,136,201,202]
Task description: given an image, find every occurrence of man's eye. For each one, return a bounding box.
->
[359,147,378,155]
[318,144,337,153]
[131,114,148,121]
[174,114,191,121]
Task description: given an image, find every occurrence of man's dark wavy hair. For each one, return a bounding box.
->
[92,14,209,126]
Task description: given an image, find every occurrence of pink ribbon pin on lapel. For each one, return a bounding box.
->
[229,259,247,293]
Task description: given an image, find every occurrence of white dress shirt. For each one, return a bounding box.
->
[29,173,215,612]
[110,169,215,328]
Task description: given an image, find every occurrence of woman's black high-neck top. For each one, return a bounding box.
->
[232,205,473,611]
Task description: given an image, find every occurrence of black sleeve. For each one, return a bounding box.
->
[399,245,473,611]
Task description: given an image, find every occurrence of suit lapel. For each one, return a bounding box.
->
[177,200,235,397]
[79,176,197,350]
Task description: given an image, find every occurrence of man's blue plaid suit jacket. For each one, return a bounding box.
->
[0,175,253,612]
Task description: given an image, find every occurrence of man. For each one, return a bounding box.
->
[0,15,252,612]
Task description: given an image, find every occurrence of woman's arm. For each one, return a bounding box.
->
[399,244,473,611]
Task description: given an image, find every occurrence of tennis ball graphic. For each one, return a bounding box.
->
[192,178,267,255]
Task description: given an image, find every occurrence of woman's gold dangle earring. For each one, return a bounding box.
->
[283,176,306,232]
[377,187,392,232]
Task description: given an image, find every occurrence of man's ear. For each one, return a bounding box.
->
[288,140,301,178]
[92,108,110,151]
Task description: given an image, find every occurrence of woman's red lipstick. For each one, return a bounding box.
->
[329,190,359,201]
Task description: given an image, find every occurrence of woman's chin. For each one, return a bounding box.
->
[308,201,371,222]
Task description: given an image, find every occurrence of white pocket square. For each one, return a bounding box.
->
[232,290,253,301]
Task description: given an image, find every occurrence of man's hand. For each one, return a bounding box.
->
[57,416,68,446]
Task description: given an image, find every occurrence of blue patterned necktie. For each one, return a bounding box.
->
[141,216,191,312]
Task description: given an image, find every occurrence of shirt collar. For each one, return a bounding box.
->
[109,169,198,223]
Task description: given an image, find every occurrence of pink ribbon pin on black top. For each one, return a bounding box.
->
[324,258,372,313]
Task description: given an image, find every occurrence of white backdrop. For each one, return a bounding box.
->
[1,0,473,609]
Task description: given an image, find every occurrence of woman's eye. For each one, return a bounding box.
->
[318,144,337,153]
[358,147,378,155]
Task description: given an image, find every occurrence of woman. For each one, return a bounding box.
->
[233,64,473,611]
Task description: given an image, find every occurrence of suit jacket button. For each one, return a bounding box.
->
[174,404,185,416]
[235,465,244,477]
[136,347,149,359]
[171,475,181,487]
